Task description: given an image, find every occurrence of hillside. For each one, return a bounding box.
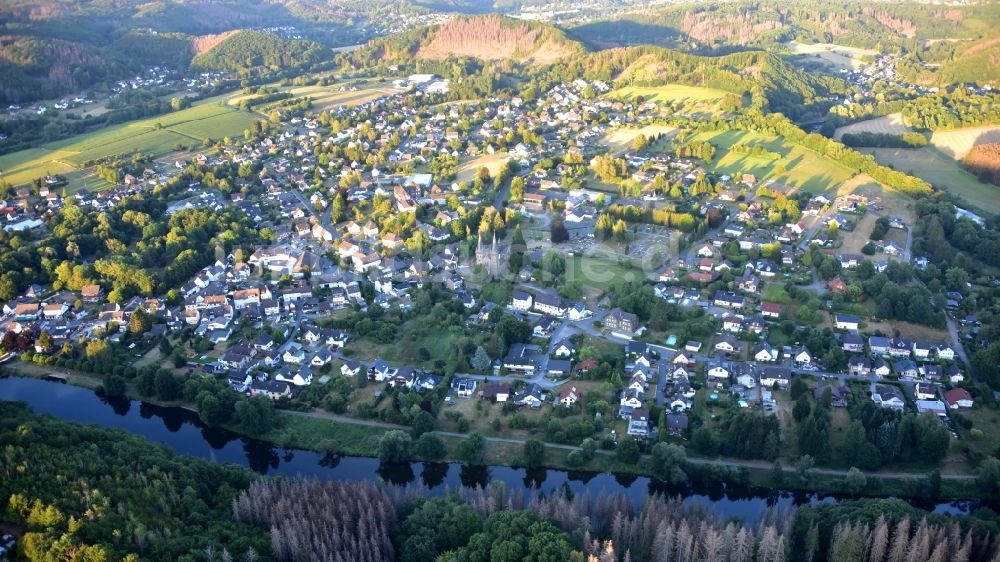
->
[366,15,586,65]
[416,15,584,64]
[191,30,331,73]
[582,47,848,121]
[0,35,132,104]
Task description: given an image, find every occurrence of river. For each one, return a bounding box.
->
[0,376,979,523]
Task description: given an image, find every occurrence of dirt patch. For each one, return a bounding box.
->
[838,212,876,254]
[192,30,240,55]
[418,16,576,65]
[964,36,1000,56]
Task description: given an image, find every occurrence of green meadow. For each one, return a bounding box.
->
[0,96,259,189]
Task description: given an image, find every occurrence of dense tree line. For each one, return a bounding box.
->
[841,132,928,148]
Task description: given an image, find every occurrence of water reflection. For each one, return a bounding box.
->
[421,463,448,488]
[0,376,985,522]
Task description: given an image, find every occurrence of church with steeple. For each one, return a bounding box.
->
[476,231,509,278]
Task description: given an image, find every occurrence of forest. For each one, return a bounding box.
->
[6,400,1000,561]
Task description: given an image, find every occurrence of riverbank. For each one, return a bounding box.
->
[0,366,983,501]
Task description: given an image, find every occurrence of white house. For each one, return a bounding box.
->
[511,291,533,311]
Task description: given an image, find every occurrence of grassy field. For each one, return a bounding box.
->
[785,41,875,71]
[566,254,643,289]
[833,113,913,140]
[0,95,259,189]
[227,81,401,112]
[690,129,856,194]
[930,125,1000,159]
[456,153,509,184]
[859,146,1000,213]
[607,84,727,116]
[601,124,679,153]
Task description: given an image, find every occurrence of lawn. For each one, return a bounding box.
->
[953,407,1000,459]
[689,129,856,194]
[566,254,643,289]
[0,95,258,189]
[601,124,680,153]
[859,146,1000,213]
[260,414,387,455]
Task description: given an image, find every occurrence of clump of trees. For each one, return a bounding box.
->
[233,479,396,562]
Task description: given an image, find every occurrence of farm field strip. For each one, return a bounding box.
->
[930,125,1000,159]
[833,113,913,140]
[0,95,258,189]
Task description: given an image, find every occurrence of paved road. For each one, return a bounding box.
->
[946,316,973,372]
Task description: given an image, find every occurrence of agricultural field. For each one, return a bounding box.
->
[456,153,510,184]
[859,146,1000,213]
[930,125,1000,159]
[689,129,856,194]
[785,41,876,71]
[601,124,679,153]
[606,84,727,115]
[0,96,258,189]
[833,113,913,140]
[227,80,402,112]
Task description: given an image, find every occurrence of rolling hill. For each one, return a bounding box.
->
[416,15,584,64]
[191,30,331,73]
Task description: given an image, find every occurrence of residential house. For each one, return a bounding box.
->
[834,314,860,331]
[250,380,291,400]
[714,335,741,355]
[915,383,938,401]
[873,358,892,378]
[944,388,974,410]
[551,339,575,358]
[665,413,689,436]
[842,332,864,353]
[479,382,511,403]
[760,366,790,388]
[605,308,638,336]
[513,384,544,408]
[559,386,580,407]
[533,293,565,316]
[793,347,812,365]
[761,302,782,319]
[511,291,533,311]
[848,356,872,376]
[627,408,650,437]
[872,384,906,411]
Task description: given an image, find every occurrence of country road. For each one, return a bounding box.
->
[281,406,978,481]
